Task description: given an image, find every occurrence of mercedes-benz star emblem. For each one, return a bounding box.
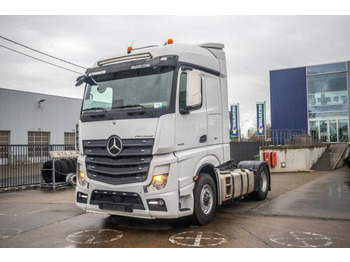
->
[106,136,123,157]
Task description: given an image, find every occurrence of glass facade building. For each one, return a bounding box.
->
[307,62,348,142]
[270,61,349,143]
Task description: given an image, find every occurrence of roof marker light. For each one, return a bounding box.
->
[127,46,133,54]
[167,39,173,45]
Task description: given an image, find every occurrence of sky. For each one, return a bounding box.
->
[1,13,350,136]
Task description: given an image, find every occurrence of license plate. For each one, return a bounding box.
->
[99,203,133,212]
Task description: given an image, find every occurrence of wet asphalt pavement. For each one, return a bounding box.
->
[0,166,349,248]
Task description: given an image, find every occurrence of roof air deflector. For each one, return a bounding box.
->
[199,43,224,50]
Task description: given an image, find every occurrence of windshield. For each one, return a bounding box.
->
[82,67,174,112]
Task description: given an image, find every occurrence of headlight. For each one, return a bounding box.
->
[77,164,88,188]
[150,174,168,191]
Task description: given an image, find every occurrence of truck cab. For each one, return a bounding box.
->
[75,40,270,225]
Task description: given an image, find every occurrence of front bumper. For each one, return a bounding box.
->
[76,182,181,219]
[75,153,194,219]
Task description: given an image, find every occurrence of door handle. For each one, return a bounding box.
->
[199,135,207,143]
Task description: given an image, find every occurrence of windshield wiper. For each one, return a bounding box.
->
[112,104,145,109]
[112,104,154,117]
[82,107,108,112]
[82,107,111,119]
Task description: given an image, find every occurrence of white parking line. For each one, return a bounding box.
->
[26,208,49,214]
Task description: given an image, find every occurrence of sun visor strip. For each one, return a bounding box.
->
[85,56,179,77]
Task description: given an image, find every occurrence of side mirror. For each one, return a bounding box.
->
[75,75,97,87]
[75,75,85,87]
[186,70,202,108]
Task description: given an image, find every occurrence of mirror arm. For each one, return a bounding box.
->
[179,108,190,115]
[181,67,193,72]
[75,75,97,87]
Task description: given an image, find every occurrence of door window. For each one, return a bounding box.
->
[179,72,187,111]
[319,121,328,142]
[329,120,337,142]
[309,121,319,140]
[338,120,348,142]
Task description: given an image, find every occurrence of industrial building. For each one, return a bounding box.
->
[270,61,349,143]
[0,88,82,146]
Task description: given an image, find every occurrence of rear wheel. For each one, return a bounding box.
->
[251,165,269,200]
[192,173,217,225]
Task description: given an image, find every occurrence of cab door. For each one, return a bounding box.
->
[175,68,207,151]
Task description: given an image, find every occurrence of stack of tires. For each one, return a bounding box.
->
[41,158,77,185]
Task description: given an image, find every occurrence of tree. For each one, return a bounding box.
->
[247,124,271,142]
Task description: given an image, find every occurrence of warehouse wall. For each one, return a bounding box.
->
[0,88,82,144]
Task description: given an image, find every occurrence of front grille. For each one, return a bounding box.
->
[83,138,153,185]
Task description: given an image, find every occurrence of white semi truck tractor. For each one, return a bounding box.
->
[75,40,270,225]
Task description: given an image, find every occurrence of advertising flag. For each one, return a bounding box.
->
[256,102,266,136]
[230,104,239,138]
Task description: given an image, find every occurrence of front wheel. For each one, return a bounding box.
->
[192,173,217,225]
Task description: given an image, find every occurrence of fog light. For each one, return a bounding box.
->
[148,199,165,206]
[77,192,88,203]
[147,199,167,211]
[151,174,168,191]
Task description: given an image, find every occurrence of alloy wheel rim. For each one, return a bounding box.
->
[200,184,213,215]
[261,171,267,192]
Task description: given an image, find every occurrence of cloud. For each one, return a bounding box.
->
[1,15,350,136]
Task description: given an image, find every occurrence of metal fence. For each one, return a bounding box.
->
[263,129,325,146]
[0,144,75,189]
[330,136,350,170]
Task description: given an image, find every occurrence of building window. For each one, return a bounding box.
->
[0,131,10,159]
[307,64,348,119]
[0,131,10,145]
[306,62,347,75]
[64,132,75,145]
[307,72,348,118]
[28,131,50,157]
[309,119,348,142]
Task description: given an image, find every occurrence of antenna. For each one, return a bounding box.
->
[127,40,135,54]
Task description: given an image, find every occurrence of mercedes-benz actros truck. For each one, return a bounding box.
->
[75,40,270,225]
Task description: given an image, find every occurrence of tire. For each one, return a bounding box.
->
[54,159,69,182]
[61,158,74,173]
[251,165,269,200]
[59,159,70,175]
[53,160,65,182]
[41,160,53,183]
[41,160,69,183]
[69,158,77,172]
[192,173,217,226]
